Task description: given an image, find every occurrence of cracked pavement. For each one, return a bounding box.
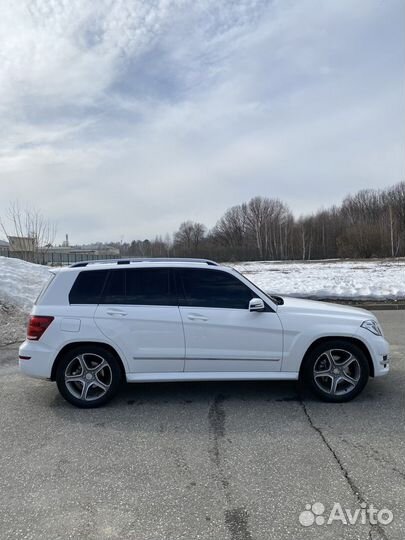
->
[0,311,404,539]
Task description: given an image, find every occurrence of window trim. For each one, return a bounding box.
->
[69,266,275,311]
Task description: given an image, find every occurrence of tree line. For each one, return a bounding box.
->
[116,181,405,261]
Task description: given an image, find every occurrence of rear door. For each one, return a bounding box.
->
[94,267,185,373]
[175,268,283,372]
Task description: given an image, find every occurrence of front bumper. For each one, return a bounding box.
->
[354,330,390,377]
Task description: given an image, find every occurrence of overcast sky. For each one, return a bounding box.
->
[0,0,403,244]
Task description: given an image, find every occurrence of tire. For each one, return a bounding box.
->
[56,345,122,408]
[302,340,370,403]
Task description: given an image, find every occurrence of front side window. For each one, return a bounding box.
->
[102,268,175,306]
[177,268,254,309]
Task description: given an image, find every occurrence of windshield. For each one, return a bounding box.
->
[231,268,284,305]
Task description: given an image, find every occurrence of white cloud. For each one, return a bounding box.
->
[0,0,403,243]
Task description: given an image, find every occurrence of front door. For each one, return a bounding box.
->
[175,268,283,372]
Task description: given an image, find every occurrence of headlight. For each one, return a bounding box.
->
[361,319,382,336]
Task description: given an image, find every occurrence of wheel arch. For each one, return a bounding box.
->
[50,341,127,381]
[299,336,374,379]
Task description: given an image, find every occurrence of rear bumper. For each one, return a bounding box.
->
[19,340,54,379]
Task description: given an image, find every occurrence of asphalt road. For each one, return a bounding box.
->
[0,311,404,540]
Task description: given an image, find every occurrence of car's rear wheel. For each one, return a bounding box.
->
[303,340,369,402]
[56,346,122,408]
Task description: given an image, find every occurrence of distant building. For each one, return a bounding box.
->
[62,233,69,247]
[8,236,37,252]
[0,239,9,256]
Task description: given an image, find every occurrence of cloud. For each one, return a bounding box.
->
[0,0,403,243]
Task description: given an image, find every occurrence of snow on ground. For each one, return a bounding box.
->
[233,259,405,301]
[0,304,29,346]
[0,256,51,310]
[0,257,52,346]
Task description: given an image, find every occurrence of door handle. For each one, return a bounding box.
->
[187,314,208,322]
[106,310,128,317]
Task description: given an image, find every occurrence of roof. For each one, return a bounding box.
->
[66,257,221,271]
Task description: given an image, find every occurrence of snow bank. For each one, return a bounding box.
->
[233,260,405,301]
[0,256,51,310]
[0,304,29,346]
[0,257,404,314]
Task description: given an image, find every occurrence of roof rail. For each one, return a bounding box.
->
[69,257,219,268]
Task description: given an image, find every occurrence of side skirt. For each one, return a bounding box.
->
[126,371,299,383]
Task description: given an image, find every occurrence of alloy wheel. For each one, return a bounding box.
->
[64,353,112,402]
[313,349,361,396]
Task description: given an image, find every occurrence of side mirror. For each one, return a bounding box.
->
[249,297,265,312]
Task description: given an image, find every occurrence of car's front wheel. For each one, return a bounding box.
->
[56,346,122,408]
[302,340,370,402]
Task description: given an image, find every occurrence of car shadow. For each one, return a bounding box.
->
[47,378,314,427]
[120,379,305,404]
[46,374,394,435]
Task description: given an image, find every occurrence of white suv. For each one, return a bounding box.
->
[19,258,390,408]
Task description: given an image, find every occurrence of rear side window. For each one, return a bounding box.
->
[177,268,254,309]
[103,269,125,304]
[69,270,108,304]
[102,268,175,306]
[126,268,172,305]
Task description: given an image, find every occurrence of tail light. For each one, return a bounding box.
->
[27,316,54,341]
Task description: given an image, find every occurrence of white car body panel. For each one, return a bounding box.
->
[94,304,185,372]
[276,297,389,375]
[179,306,283,372]
[19,303,131,378]
[18,260,390,386]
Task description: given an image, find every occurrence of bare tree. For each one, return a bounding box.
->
[243,197,292,259]
[0,202,56,262]
[4,181,404,265]
[174,221,206,254]
[213,205,248,248]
